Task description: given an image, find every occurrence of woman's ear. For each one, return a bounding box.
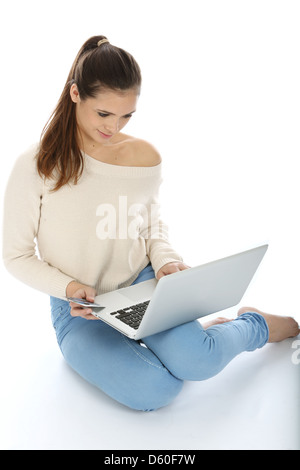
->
[70,83,81,103]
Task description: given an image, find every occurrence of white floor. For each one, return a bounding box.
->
[1,253,299,451]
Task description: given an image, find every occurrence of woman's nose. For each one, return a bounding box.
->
[104,117,120,134]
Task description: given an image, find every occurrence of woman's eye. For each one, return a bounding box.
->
[97,112,133,119]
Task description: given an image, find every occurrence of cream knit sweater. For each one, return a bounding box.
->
[3,144,182,299]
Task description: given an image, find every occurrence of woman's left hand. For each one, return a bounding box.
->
[156,262,190,280]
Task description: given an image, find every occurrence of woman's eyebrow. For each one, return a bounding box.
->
[97,109,136,116]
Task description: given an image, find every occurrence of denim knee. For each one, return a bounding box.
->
[103,337,184,411]
[122,368,184,412]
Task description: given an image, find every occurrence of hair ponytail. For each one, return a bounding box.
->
[36,36,141,191]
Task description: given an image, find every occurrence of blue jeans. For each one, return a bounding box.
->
[50,265,269,411]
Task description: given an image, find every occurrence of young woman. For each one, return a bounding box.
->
[3,36,299,411]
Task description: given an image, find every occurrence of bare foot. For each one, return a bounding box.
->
[238,306,300,343]
[202,317,234,329]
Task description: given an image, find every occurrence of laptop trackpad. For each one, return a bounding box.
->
[119,278,157,302]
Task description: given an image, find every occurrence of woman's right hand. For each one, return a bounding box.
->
[66,281,98,320]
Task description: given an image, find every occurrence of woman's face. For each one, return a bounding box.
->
[70,85,139,146]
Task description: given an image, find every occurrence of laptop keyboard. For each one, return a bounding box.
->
[110,300,150,330]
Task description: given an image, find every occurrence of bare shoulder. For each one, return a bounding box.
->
[119,134,162,167]
[134,138,162,166]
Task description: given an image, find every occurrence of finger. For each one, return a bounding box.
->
[69,301,81,309]
[85,314,99,320]
[80,310,98,320]
[70,307,92,318]
[156,270,165,280]
[75,308,99,320]
[159,265,182,277]
[179,263,191,270]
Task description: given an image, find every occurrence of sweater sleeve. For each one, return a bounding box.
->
[2,147,75,299]
[144,219,183,276]
[141,178,183,276]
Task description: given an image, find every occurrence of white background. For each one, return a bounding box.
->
[0,0,299,450]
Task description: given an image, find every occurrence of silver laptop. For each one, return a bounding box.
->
[90,245,268,340]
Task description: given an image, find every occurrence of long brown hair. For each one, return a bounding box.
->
[36,36,142,191]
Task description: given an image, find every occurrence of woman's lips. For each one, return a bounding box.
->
[98,130,113,139]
